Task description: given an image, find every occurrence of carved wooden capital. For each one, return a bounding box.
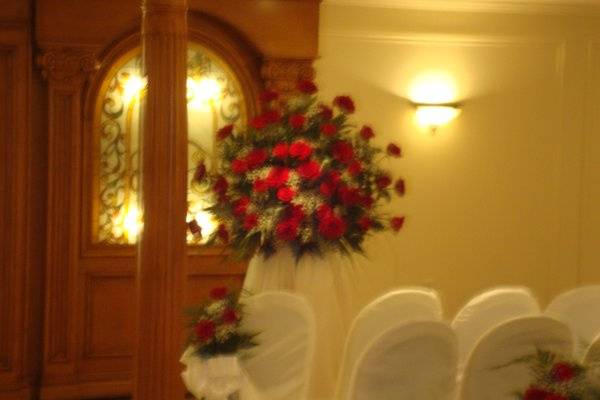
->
[37,48,98,84]
[261,59,315,95]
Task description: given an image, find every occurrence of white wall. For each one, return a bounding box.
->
[316,0,600,316]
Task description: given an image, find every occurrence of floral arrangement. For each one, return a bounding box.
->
[497,349,600,400]
[186,286,256,358]
[191,80,405,261]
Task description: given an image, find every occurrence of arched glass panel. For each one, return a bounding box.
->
[94,43,246,245]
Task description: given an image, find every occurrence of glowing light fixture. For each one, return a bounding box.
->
[187,77,222,110]
[414,104,461,132]
[186,207,218,244]
[122,74,147,106]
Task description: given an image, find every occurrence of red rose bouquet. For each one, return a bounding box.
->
[496,349,600,400]
[186,286,256,358]
[192,80,405,261]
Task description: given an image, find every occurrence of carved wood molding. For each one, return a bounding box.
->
[261,58,316,95]
[37,48,98,85]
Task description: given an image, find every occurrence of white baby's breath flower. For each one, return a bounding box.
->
[206,300,226,316]
[215,324,236,342]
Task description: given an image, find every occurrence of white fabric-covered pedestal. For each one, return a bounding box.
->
[243,248,360,400]
[181,347,260,400]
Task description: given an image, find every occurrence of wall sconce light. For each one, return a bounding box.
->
[414,103,461,132]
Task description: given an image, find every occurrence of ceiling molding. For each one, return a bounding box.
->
[322,0,600,16]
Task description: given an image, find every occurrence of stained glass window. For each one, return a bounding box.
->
[94,43,246,244]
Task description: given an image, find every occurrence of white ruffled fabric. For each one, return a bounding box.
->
[243,248,360,400]
[180,348,259,400]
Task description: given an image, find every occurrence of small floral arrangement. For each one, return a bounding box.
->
[497,349,600,400]
[191,80,405,261]
[186,286,256,358]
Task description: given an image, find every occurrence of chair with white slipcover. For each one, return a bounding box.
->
[459,316,573,400]
[546,285,600,358]
[583,333,600,391]
[346,320,458,400]
[452,286,540,371]
[336,287,442,400]
[240,291,316,400]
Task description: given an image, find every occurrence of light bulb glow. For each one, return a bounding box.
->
[187,77,222,110]
[409,71,458,105]
[186,203,218,244]
[122,74,146,106]
[415,105,461,130]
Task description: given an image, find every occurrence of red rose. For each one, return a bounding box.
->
[233,196,250,216]
[277,186,296,202]
[194,162,206,181]
[288,204,305,222]
[376,175,392,189]
[545,394,567,400]
[243,213,259,230]
[358,216,372,231]
[523,387,549,400]
[360,195,374,208]
[348,160,362,176]
[289,141,313,160]
[272,143,289,159]
[394,179,406,196]
[276,218,299,241]
[267,167,290,187]
[331,140,354,164]
[387,143,402,157]
[338,186,362,206]
[328,170,341,184]
[217,224,229,243]
[263,109,281,124]
[321,123,337,137]
[210,286,229,300]
[213,176,228,196]
[319,214,347,240]
[253,178,269,193]
[222,308,239,324]
[317,204,333,220]
[320,181,335,197]
[195,319,216,342]
[360,125,374,140]
[297,80,318,94]
[297,160,321,180]
[259,89,279,103]
[245,148,268,169]
[231,159,248,174]
[217,124,234,140]
[551,362,576,382]
[333,95,355,113]
[250,115,268,130]
[319,104,333,120]
[188,219,201,235]
[390,216,405,232]
[289,114,306,129]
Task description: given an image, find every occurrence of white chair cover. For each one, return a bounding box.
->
[460,316,574,400]
[584,333,600,390]
[452,286,540,370]
[240,291,316,400]
[336,288,442,400]
[347,320,457,400]
[546,285,600,357]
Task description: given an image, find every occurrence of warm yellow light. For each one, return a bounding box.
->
[122,74,146,106]
[409,71,458,105]
[122,204,143,244]
[415,105,461,131]
[187,77,222,110]
[186,205,217,244]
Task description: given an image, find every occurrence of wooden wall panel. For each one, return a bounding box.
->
[0,20,40,399]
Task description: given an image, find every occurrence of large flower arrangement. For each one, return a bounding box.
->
[186,286,256,358]
[497,349,600,400]
[192,81,405,261]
